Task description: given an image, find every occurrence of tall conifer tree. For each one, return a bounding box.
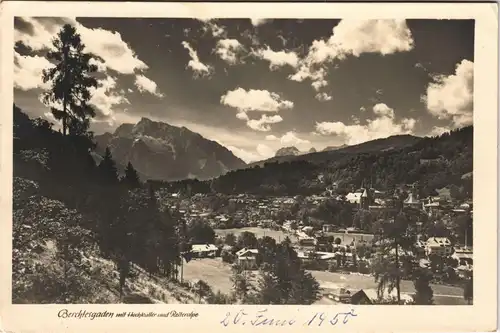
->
[42,24,98,136]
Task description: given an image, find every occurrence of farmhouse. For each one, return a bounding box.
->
[426,237,453,256]
[191,244,218,258]
[236,248,259,269]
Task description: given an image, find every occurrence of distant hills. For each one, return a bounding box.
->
[322,144,348,152]
[248,134,422,168]
[93,117,246,181]
[206,128,473,196]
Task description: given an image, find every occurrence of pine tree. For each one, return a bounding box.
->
[98,147,118,184]
[42,24,98,136]
[372,198,417,303]
[256,269,281,304]
[123,161,140,188]
[231,264,250,301]
[289,268,321,305]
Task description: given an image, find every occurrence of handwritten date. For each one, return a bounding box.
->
[220,308,357,327]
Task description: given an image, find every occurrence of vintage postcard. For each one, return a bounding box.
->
[0,1,498,333]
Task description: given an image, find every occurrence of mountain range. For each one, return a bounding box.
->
[94,116,427,181]
[93,117,246,181]
[248,134,422,168]
[207,126,473,196]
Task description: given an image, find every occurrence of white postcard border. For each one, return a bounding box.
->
[0,2,497,333]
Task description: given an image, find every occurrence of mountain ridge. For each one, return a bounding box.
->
[94,117,246,181]
[248,134,423,168]
[204,127,472,196]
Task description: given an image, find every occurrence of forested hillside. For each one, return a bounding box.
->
[196,126,472,196]
[13,105,202,303]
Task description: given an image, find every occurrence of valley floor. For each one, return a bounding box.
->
[182,258,467,305]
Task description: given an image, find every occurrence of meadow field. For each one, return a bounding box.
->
[182,258,467,305]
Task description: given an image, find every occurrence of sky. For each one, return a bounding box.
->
[14,17,474,163]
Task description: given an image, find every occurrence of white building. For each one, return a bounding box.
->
[236,248,259,269]
[425,237,453,256]
[191,244,218,258]
[452,247,473,267]
[346,191,363,204]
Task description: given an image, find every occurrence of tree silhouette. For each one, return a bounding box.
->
[123,162,141,188]
[98,147,118,184]
[42,24,98,136]
[372,198,417,303]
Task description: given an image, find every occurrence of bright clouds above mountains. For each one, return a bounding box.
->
[14,17,474,163]
[422,59,474,127]
[315,103,416,145]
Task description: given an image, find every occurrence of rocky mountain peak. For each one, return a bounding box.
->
[275,146,300,157]
[94,118,246,181]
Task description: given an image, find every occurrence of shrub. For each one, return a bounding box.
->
[221,250,235,264]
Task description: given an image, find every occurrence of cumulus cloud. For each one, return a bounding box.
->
[215,39,245,65]
[221,88,292,132]
[360,106,367,112]
[280,131,311,148]
[315,103,416,145]
[265,134,278,141]
[429,126,450,137]
[311,79,329,92]
[89,76,130,118]
[256,143,275,159]
[373,103,395,117]
[71,22,148,74]
[37,73,130,122]
[226,144,274,163]
[254,47,300,70]
[182,41,213,77]
[15,17,149,75]
[289,66,329,91]
[246,114,283,132]
[315,92,332,102]
[236,111,249,121]
[289,19,414,90]
[13,17,156,123]
[308,19,413,64]
[226,145,261,163]
[220,88,294,113]
[14,51,53,91]
[14,17,64,51]
[422,59,474,127]
[134,74,164,98]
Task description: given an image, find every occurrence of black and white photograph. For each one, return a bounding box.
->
[10,14,479,307]
[2,2,498,332]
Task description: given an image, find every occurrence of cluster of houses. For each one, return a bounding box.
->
[160,184,473,278]
[343,186,472,217]
[187,231,473,278]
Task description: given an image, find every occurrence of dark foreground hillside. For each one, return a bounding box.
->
[13,106,204,304]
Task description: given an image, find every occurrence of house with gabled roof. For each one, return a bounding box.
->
[191,244,218,258]
[236,248,259,269]
[426,237,453,256]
